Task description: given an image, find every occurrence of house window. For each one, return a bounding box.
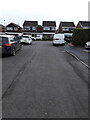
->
[14,27,18,31]
[83,27,90,29]
[44,27,50,30]
[24,26,30,30]
[7,27,13,31]
[52,27,55,31]
[69,28,74,31]
[32,27,36,30]
[63,28,69,31]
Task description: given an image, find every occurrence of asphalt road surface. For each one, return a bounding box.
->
[2,41,88,118]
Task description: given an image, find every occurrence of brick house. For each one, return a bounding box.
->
[37,25,43,33]
[58,22,75,33]
[76,21,90,29]
[0,24,5,32]
[23,21,38,37]
[6,22,22,33]
[42,21,56,40]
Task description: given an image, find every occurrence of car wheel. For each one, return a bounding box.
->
[12,48,16,56]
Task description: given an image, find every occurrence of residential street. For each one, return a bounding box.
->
[2,41,88,118]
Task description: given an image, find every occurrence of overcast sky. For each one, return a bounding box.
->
[0,0,89,28]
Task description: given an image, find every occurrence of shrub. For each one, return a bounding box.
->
[71,29,90,46]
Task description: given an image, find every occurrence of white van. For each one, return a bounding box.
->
[53,34,65,45]
[36,35,42,40]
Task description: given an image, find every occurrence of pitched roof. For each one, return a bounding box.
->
[6,23,22,28]
[43,21,56,26]
[23,21,38,26]
[60,22,75,27]
[79,21,90,27]
[0,24,4,28]
[37,25,43,28]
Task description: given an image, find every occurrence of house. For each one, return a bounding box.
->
[37,25,43,33]
[6,23,22,33]
[76,21,90,29]
[36,25,43,40]
[0,24,5,32]
[42,21,56,40]
[23,21,38,37]
[58,22,75,33]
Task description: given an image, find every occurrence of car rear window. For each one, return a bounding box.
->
[22,36,29,38]
[0,37,9,45]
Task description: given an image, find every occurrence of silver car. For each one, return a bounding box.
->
[85,41,90,49]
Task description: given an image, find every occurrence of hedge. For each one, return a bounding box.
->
[71,29,90,46]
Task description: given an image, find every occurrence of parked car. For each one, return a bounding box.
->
[0,35,22,56]
[85,41,90,49]
[53,34,65,45]
[21,35,32,44]
[64,34,72,43]
[31,36,36,41]
[36,35,42,40]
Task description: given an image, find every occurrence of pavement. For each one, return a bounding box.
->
[63,43,90,68]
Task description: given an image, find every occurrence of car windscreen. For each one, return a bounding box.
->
[65,35,72,38]
[0,37,9,45]
[22,36,29,38]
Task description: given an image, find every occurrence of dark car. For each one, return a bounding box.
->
[0,35,22,56]
[64,34,72,43]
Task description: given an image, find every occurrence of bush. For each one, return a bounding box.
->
[71,29,90,46]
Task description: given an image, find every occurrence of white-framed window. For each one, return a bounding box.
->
[32,27,36,30]
[63,28,69,31]
[14,27,18,31]
[44,27,50,30]
[69,28,74,31]
[83,27,90,29]
[24,26,30,30]
[7,27,13,30]
[52,27,55,30]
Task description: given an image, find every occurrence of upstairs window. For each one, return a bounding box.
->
[32,27,36,30]
[69,28,74,31]
[44,27,50,30]
[63,28,69,31]
[14,27,18,31]
[52,27,55,31]
[7,27,13,30]
[24,27,30,30]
